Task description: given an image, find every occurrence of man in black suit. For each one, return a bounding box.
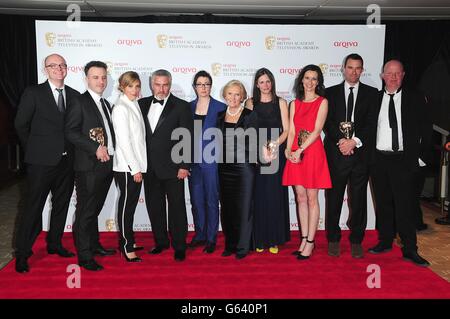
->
[14,54,80,273]
[324,53,378,259]
[368,59,432,267]
[138,69,193,262]
[65,61,116,271]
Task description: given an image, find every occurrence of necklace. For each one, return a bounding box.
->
[226,106,243,116]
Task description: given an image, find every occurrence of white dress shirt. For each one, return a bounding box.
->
[148,93,170,132]
[87,88,115,156]
[344,81,362,148]
[376,89,404,152]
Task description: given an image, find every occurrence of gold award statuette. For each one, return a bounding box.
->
[265,140,278,156]
[89,127,105,146]
[339,121,355,139]
[297,129,311,161]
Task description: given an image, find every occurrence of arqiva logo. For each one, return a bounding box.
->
[333,41,359,48]
[67,65,84,73]
[117,39,143,46]
[172,66,197,74]
[280,67,302,75]
[226,41,252,48]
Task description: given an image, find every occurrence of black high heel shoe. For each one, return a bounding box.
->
[297,239,315,260]
[133,245,144,251]
[292,236,308,256]
[121,251,142,263]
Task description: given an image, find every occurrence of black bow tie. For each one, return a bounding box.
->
[153,98,164,105]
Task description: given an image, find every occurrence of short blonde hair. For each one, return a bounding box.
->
[222,80,247,102]
[118,71,141,92]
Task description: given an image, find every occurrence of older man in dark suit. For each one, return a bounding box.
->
[14,53,80,273]
[369,59,432,267]
[138,69,193,262]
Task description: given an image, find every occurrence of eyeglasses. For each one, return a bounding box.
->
[195,83,211,88]
[45,63,68,69]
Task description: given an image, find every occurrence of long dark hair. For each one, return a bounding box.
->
[293,64,325,100]
[252,67,277,105]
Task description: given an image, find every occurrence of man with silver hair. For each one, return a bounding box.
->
[138,69,193,262]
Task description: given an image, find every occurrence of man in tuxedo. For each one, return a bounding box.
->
[324,53,378,258]
[138,69,193,262]
[65,61,116,271]
[368,59,432,267]
[14,54,80,273]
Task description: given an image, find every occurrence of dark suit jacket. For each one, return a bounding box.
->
[65,91,115,172]
[372,87,433,171]
[190,96,226,168]
[15,80,80,166]
[324,81,378,164]
[139,94,193,179]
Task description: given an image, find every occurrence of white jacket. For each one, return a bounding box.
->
[112,94,147,174]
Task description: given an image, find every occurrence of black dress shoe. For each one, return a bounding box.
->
[149,246,169,254]
[236,253,247,260]
[221,250,233,257]
[368,242,392,254]
[174,250,186,261]
[203,243,216,254]
[94,247,116,256]
[188,240,206,249]
[48,247,76,258]
[435,216,450,225]
[402,251,430,267]
[79,259,104,271]
[15,257,29,273]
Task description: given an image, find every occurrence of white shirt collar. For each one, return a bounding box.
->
[87,88,103,104]
[344,81,359,91]
[48,80,64,92]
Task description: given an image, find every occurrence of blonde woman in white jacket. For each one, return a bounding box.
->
[112,71,147,262]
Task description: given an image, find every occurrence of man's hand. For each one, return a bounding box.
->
[133,172,143,183]
[338,138,356,156]
[177,169,190,180]
[96,145,110,162]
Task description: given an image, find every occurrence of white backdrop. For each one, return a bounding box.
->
[36,20,385,232]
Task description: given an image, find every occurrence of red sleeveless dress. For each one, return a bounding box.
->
[282,97,331,189]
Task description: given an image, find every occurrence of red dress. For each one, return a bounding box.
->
[282,97,331,189]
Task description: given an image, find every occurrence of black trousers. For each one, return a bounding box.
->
[219,163,255,255]
[325,154,369,244]
[73,160,113,262]
[371,151,417,253]
[15,156,74,258]
[114,171,143,253]
[144,170,187,252]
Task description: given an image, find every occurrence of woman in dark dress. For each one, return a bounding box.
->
[218,80,257,259]
[245,68,290,254]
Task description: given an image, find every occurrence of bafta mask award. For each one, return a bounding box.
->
[89,127,105,146]
[339,121,355,139]
[265,140,278,156]
[297,129,311,161]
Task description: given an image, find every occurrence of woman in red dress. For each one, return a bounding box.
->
[282,64,331,260]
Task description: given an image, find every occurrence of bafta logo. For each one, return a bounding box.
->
[211,63,222,76]
[105,219,116,231]
[265,36,276,50]
[156,34,168,48]
[318,63,329,76]
[45,32,56,47]
[89,127,105,146]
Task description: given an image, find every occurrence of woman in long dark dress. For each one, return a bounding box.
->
[245,68,290,254]
[218,80,257,259]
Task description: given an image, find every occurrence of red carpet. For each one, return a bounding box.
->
[0,231,449,299]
